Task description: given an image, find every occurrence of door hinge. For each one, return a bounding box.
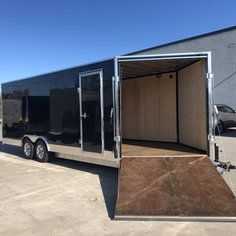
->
[208,134,214,141]
[114,135,121,142]
[113,75,120,82]
[77,87,81,93]
[207,73,214,80]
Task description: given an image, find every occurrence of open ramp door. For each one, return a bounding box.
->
[115,156,236,221]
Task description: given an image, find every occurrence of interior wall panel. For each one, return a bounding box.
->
[178,60,207,151]
[122,73,177,142]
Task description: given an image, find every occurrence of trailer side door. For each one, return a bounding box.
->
[79,70,104,153]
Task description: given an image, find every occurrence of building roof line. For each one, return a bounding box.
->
[127,25,236,55]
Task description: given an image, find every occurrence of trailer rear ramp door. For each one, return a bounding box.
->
[115,156,236,221]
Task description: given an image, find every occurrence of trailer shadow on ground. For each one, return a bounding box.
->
[0,144,118,219]
[0,143,22,156]
[50,158,118,219]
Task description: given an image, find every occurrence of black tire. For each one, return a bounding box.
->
[35,140,49,162]
[22,139,34,159]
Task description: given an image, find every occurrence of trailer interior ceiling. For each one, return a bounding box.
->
[121,58,207,156]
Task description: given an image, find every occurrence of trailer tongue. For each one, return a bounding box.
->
[115,155,236,221]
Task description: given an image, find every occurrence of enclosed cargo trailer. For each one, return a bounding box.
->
[2,52,236,220]
[2,53,214,166]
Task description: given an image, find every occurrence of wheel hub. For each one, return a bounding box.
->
[36,144,45,159]
[24,142,31,156]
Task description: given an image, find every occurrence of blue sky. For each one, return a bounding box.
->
[0,0,236,82]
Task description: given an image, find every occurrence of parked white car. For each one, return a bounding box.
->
[214,104,236,134]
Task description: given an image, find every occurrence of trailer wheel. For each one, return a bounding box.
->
[22,139,34,159]
[35,140,49,162]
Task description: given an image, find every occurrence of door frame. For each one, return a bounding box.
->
[114,52,214,160]
[78,69,104,154]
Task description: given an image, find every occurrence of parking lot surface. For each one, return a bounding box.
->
[0,129,236,236]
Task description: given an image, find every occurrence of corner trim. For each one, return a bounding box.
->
[114,215,236,222]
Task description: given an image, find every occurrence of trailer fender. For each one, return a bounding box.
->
[22,135,50,152]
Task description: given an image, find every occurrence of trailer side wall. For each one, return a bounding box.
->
[1,59,115,152]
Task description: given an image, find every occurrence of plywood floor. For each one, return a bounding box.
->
[115,155,236,218]
[122,140,205,157]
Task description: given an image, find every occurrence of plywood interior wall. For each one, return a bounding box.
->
[178,60,207,151]
[122,73,177,142]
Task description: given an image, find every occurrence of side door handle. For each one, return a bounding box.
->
[81,113,89,119]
